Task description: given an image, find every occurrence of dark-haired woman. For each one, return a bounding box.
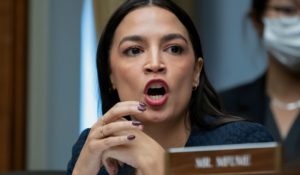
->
[221,0,300,168]
[68,0,273,174]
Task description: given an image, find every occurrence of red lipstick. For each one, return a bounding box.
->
[144,79,169,106]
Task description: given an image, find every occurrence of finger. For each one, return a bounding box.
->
[84,135,136,168]
[89,134,136,152]
[118,160,124,167]
[111,159,119,175]
[90,120,143,139]
[101,145,136,169]
[103,158,118,175]
[94,101,147,127]
[104,101,146,124]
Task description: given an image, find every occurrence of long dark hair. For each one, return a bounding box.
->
[97,0,240,129]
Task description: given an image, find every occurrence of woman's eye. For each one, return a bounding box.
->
[166,45,184,55]
[123,47,143,56]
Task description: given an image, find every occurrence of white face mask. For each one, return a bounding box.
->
[263,16,300,72]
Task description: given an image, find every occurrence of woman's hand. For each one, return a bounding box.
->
[101,128,166,175]
[72,101,146,175]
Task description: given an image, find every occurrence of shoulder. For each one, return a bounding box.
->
[214,121,274,143]
[67,128,91,174]
[187,121,273,146]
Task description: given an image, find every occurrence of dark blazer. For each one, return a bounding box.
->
[67,119,273,175]
[220,73,300,167]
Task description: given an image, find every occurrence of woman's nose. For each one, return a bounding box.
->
[143,53,166,74]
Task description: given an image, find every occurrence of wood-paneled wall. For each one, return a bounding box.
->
[0,0,27,172]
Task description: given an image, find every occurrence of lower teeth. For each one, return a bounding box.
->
[149,95,163,100]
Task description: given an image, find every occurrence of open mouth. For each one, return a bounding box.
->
[147,84,166,99]
[144,79,169,106]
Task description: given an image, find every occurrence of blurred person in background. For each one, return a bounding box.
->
[220,0,300,168]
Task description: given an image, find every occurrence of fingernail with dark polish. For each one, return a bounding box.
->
[127,135,136,140]
[137,102,147,111]
[132,121,142,126]
[137,105,146,112]
[139,102,147,107]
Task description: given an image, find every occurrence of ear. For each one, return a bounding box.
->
[192,57,203,88]
[110,73,116,90]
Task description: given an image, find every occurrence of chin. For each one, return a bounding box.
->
[139,112,169,123]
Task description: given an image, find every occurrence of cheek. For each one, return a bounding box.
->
[171,61,195,85]
[111,66,131,87]
[110,62,142,100]
[176,74,193,94]
[111,58,141,83]
[170,65,194,114]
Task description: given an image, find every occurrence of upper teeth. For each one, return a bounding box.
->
[150,84,163,89]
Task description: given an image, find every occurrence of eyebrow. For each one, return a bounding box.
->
[118,33,188,46]
[161,33,188,44]
[119,35,144,47]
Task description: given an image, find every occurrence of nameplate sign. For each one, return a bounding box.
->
[166,142,281,175]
